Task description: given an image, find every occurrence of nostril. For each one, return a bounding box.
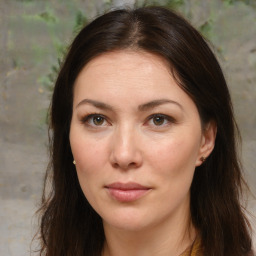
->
[112,162,119,169]
[112,161,139,170]
[109,136,143,170]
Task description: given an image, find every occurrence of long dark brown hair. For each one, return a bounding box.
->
[37,6,253,256]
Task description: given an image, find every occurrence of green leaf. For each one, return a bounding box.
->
[199,20,213,39]
[166,0,184,9]
[39,11,57,24]
[73,11,88,35]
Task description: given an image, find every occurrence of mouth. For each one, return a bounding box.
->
[105,182,151,202]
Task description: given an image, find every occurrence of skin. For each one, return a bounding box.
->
[69,50,216,256]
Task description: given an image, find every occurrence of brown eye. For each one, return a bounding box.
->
[93,116,105,126]
[81,114,108,127]
[152,115,165,126]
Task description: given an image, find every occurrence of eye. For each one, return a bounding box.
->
[81,114,109,127]
[92,116,105,126]
[147,114,174,127]
[152,115,166,126]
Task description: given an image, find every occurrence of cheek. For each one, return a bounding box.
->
[74,142,103,171]
[70,126,108,173]
[152,139,198,206]
[70,133,108,201]
[70,132,107,199]
[147,134,201,181]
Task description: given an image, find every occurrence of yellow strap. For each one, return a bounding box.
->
[190,237,202,256]
[180,236,203,256]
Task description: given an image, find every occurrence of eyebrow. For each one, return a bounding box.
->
[76,98,183,111]
[76,99,113,110]
[138,99,183,111]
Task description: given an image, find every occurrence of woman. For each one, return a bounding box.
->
[37,6,254,256]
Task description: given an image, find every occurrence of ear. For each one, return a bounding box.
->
[195,120,217,166]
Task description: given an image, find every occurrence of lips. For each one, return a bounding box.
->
[105,182,151,202]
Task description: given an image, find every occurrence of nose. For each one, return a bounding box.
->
[110,126,143,170]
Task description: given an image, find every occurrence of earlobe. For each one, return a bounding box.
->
[196,121,217,166]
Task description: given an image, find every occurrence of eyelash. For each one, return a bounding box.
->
[147,114,176,127]
[80,113,109,127]
[80,113,176,128]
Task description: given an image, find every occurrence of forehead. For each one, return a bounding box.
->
[81,50,171,78]
[73,50,195,110]
[74,50,174,92]
[72,50,201,124]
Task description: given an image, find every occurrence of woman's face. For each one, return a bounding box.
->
[70,50,214,232]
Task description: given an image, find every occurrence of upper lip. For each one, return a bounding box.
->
[105,182,150,190]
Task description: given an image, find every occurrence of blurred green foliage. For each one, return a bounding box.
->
[73,11,88,35]
[39,0,255,122]
[40,2,113,96]
[223,0,256,6]
[137,0,184,9]
[16,0,34,2]
[22,11,57,24]
[39,11,57,24]
[41,0,186,96]
[40,10,88,94]
[199,20,213,39]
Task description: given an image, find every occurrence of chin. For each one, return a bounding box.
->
[101,206,161,233]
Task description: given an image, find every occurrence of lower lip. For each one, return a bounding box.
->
[107,188,150,202]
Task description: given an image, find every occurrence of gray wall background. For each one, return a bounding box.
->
[0,0,255,255]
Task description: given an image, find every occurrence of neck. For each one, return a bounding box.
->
[102,210,196,256]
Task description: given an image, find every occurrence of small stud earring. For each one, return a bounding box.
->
[73,160,76,165]
[200,156,206,162]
